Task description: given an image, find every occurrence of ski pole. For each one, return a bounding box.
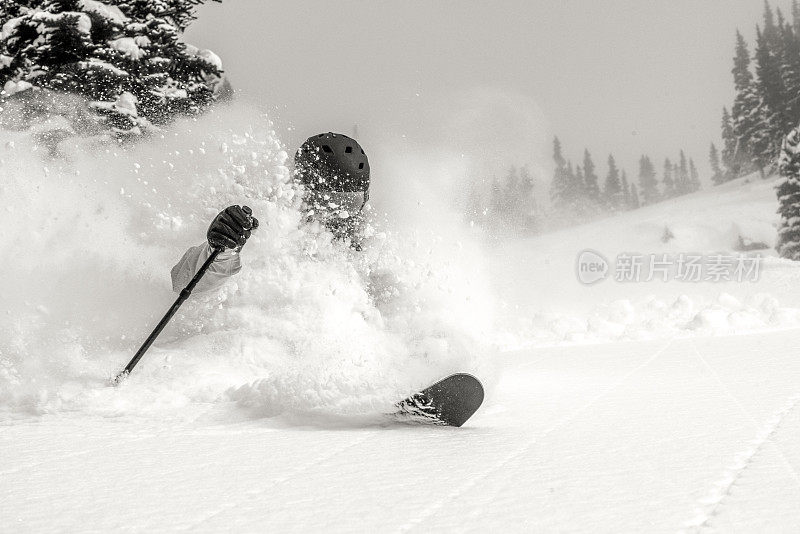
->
[113,247,223,384]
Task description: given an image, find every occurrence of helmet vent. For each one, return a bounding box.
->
[345,146,353,153]
[322,145,333,153]
[358,163,364,169]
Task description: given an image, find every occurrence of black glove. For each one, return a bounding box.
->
[207,205,259,251]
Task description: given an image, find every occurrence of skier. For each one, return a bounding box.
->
[143,133,484,426]
[170,132,371,293]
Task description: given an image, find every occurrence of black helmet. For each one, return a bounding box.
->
[294,132,370,194]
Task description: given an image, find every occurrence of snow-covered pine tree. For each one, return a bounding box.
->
[550,137,570,206]
[662,158,675,199]
[777,9,800,133]
[776,127,800,259]
[763,1,781,53]
[730,30,761,178]
[752,24,785,172]
[549,137,592,225]
[710,143,726,185]
[0,0,227,140]
[517,165,537,233]
[688,158,701,191]
[603,154,622,211]
[582,149,601,204]
[638,155,658,205]
[564,160,580,215]
[793,0,800,38]
[721,107,737,179]
[629,183,640,209]
[674,150,690,195]
[572,163,586,202]
[673,161,681,194]
[620,170,630,210]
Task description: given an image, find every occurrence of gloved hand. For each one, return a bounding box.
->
[207,205,259,251]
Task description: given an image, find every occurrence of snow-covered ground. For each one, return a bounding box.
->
[2,106,800,532]
[3,334,799,532]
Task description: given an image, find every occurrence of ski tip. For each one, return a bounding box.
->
[417,372,485,427]
[442,374,484,427]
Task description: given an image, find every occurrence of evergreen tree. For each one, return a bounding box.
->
[730,30,761,177]
[638,155,659,205]
[582,149,601,203]
[573,164,583,197]
[673,162,681,192]
[495,165,521,230]
[0,0,227,138]
[776,128,800,259]
[549,139,589,226]
[565,161,574,194]
[710,143,726,185]
[675,150,692,195]
[662,158,675,199]
[550,137,570,206]
[688,158,701,192]
[721,107,737,178]
[517,165,537,232]
[752,24,785,170]
[675,150,690,195]
[777,13,800,131]
[629,183,640,209]
[620,170,630,209]
[763,1,780,51]
[793,0,800,39]
[553,137,567,169]
[603,154,623,210]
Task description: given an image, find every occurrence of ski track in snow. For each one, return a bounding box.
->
[681,393,800,532]
[398,340,674,532]
[180,429,380,530]
[0,424,171,478]
[3,332,800,532]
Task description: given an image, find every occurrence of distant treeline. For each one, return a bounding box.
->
[466,138,701,235]
[548,138,700,228]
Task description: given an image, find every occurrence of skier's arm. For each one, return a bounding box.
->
[170,205,258,293]
[170,242,242,293]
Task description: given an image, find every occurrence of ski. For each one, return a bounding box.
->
[395,373,484,427]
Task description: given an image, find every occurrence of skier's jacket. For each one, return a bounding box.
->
[171,242,241,294]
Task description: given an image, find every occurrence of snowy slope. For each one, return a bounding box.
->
[3,334,799,532]
[491,175,800,348]
[2,107,800,532]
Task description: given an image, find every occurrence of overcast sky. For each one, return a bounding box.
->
[186,0,788,183]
